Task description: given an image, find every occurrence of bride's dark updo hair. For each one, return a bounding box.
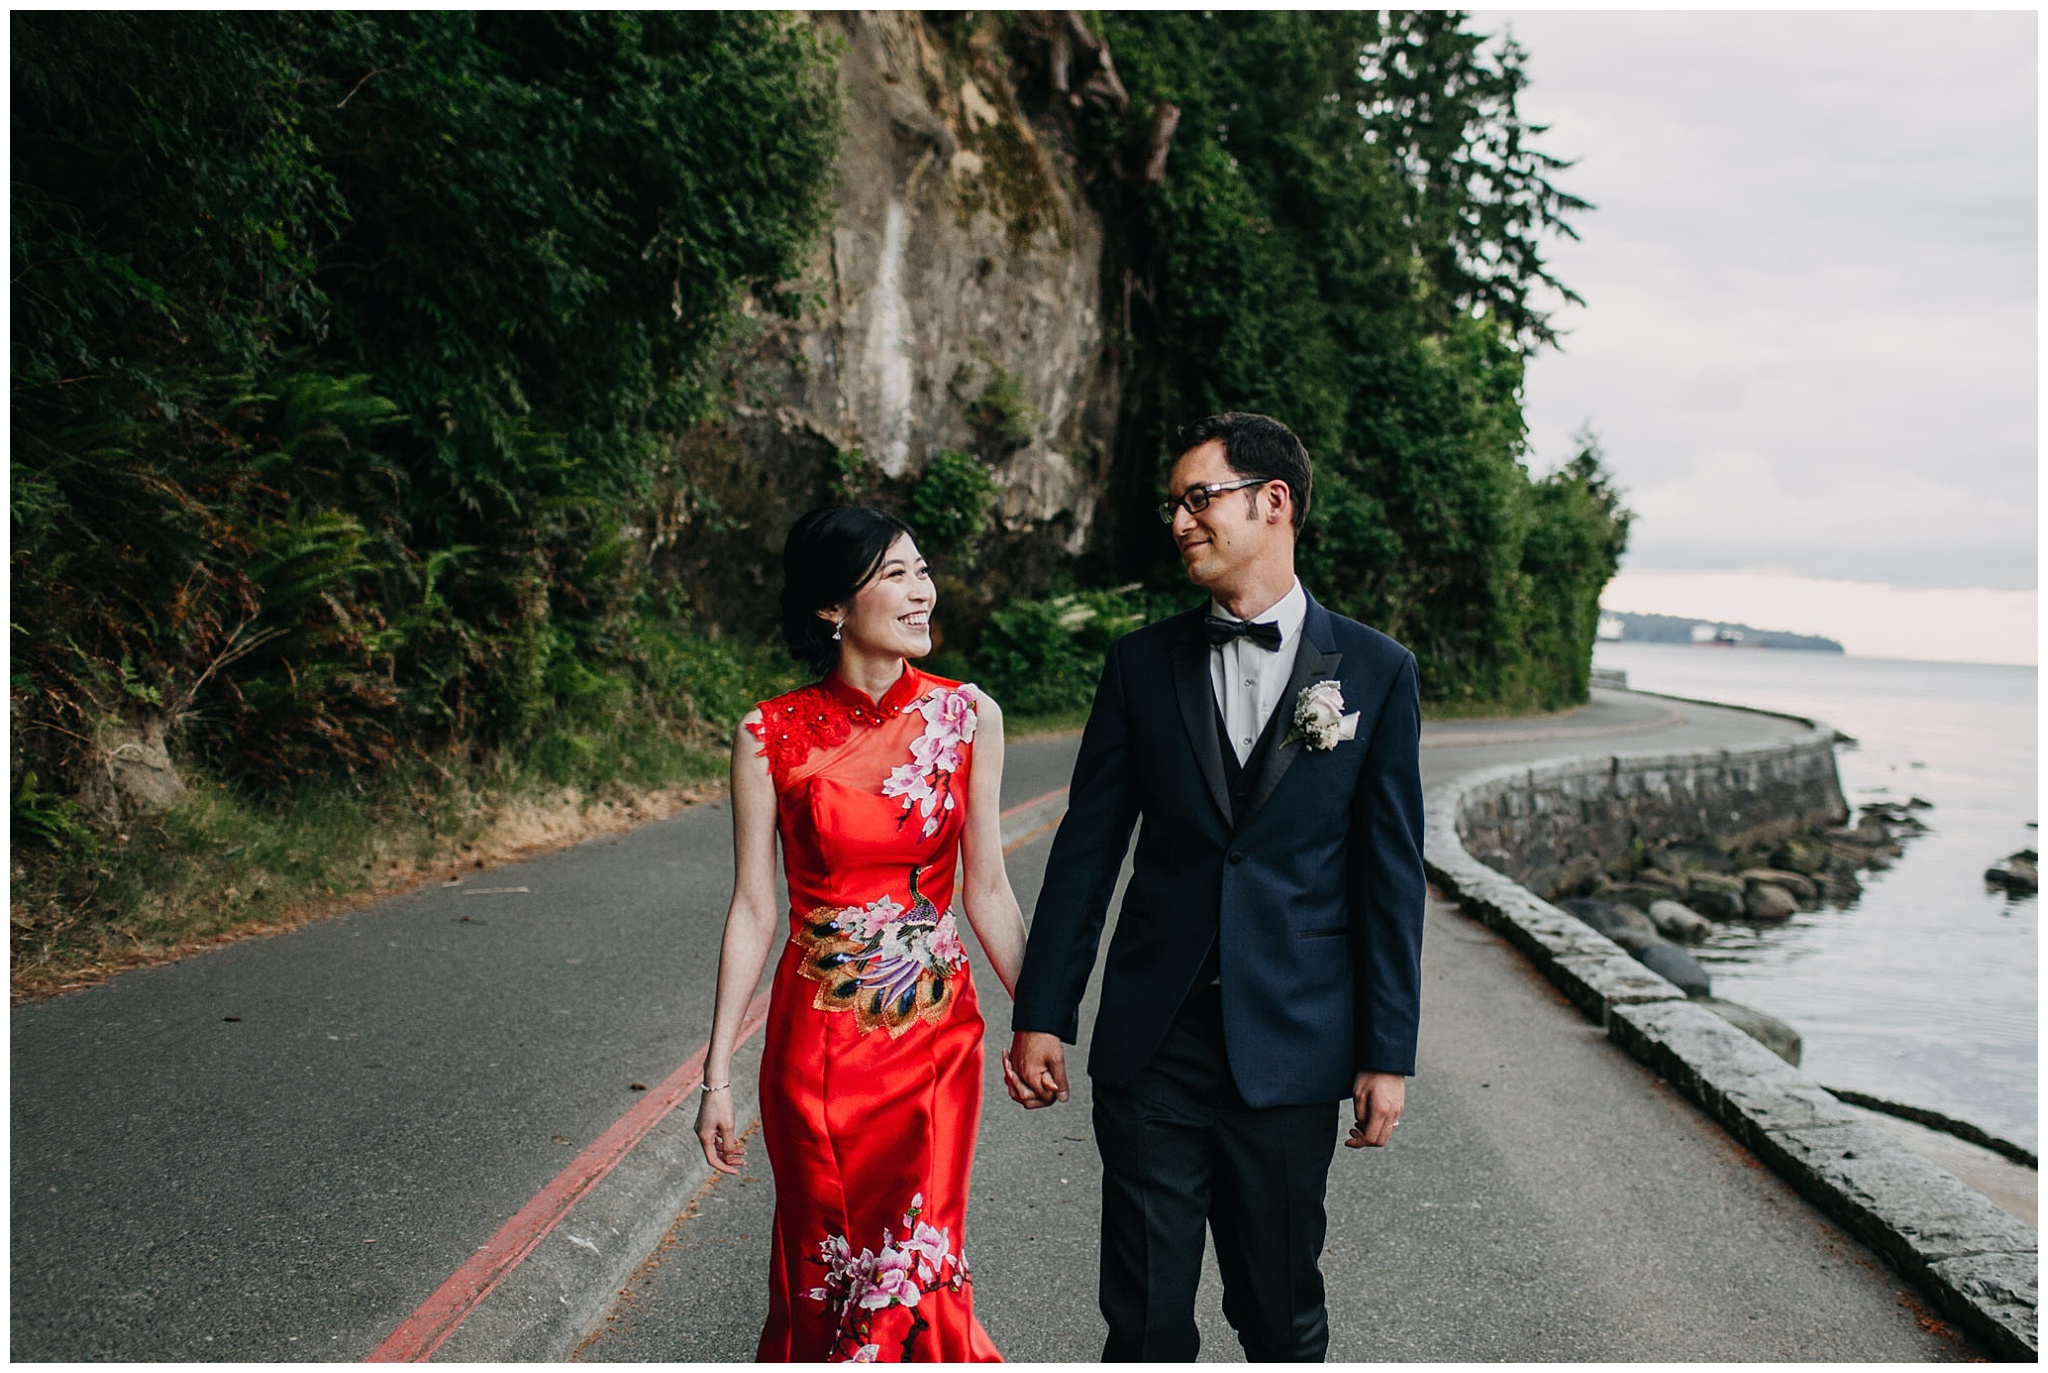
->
[779,506,919,674]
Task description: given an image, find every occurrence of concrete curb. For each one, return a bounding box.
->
[431,1026,770,1362]
[1424,725,2040,1360]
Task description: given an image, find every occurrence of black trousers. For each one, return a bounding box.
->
[1092,983,1340,1362]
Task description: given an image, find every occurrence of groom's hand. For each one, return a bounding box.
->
[1346,1070,1405,1148]
[1005,1031,1069,1109]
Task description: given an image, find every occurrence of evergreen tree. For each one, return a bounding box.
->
[1093,10,1623,709]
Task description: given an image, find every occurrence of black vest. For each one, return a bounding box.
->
[1191,687,1293,988]
[1214,691,1290,828]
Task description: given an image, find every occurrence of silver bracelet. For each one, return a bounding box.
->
[701,1080,732,1094]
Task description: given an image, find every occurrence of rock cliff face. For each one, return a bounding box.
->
[665,13,1121,643]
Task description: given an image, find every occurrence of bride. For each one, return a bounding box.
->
[694,506,1026,1362]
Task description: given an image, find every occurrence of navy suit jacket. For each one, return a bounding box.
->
[1010,593,1426,1108]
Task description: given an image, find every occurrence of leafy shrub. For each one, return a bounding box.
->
[631,621,808,731]
[910,450,999,558]
[966,364,1041,454]
[974,585,1176,716]
[12,773,94,854]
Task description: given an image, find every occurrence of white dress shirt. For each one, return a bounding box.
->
[1207,578,1307,765]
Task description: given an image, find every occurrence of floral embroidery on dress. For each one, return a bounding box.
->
[806,1192,970,1362]
[795,866,968,1036]
[746,683,892,787]
[881,685,978,840]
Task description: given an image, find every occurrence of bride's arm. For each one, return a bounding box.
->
[959,692,1028,998]
[694,708,782,1175]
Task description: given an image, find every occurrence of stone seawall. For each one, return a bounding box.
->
[1424,701,2037,1359]
[1455,716,1847,899]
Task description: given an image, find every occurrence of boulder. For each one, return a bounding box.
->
[1769,837,1829,875]
[1744,883,1798,922]
[1650,840,1736,877]
[1646,899,1714,943]
[1688,890,1746,922]
[1860,801,1926,832]
[1632,939,1712,997]
[1697,996,1802,1065]
[1985,849,2038,896]
[1556,897,1658,952]
[1824,842,1870,875]
[79,713,187,822]
[1820,872,1863,905]
[1607,884,1678,911]
[1685,872,1748,920]
[1739,867,1818,907]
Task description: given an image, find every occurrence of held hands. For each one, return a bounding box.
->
[694,1081,747,1175]
[1346,1070,1405,1149]
[1004,1030,1069,1109]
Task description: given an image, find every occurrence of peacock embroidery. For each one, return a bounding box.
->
[794,866,969,1036]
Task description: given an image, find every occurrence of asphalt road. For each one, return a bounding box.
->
[9,691,1979,1360]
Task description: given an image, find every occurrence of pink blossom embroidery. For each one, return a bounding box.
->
[881,685,979,840]
[847,894,905,942]
[927,914,966,969]
[806,1193,970,1361]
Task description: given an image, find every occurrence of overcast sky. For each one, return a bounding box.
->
[1479,9,2036,663]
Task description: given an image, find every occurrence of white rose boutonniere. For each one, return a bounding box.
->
[1290,680,1360,751]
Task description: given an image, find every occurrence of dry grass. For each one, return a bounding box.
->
[11,742,728,1003]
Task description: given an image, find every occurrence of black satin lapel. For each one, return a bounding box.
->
[1172,630,1234,824]
[1241,625,1343,825]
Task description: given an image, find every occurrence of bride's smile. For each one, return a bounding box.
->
[833,534,936,669]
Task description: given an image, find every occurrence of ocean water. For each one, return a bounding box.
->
[1592,642,2038,1151]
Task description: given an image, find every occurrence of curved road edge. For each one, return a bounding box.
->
[1422,711,2039,1361]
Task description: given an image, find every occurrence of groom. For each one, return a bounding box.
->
[1006,411,1425,1362]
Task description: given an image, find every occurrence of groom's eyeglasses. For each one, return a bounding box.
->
[1156,478,1270,525]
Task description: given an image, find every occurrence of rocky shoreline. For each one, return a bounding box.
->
[1547,795,1938,1065]
[1426,718,2037,1358]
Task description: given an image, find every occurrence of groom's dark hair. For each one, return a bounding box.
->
[1171,411,1312,534]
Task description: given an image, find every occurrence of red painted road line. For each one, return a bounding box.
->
[368,987,774,1363]
[370,786,1069,1362]
[999,785,1067,821]
[1003,813,1066,855]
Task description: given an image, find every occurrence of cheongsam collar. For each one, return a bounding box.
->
[820,662,925,721]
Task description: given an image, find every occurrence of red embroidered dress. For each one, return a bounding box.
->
[745,666,1002,1363]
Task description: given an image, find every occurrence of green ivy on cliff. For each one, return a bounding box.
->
[1090,10,1629,710]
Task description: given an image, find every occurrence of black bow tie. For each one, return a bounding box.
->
[1203,614,1283,652]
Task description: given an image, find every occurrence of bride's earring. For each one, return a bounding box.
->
[832,619,844,641]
